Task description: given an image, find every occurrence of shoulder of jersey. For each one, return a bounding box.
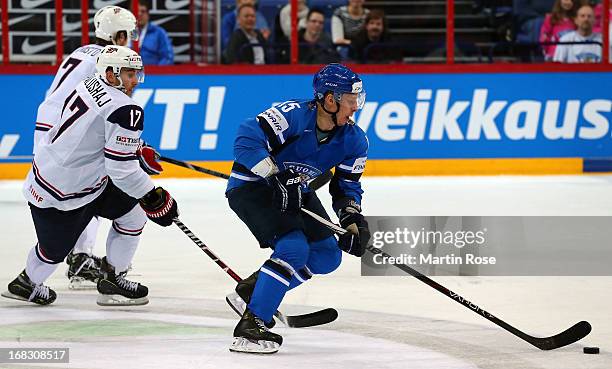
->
[343,122,368,150]
[104,87,143,131]
[79,76,144,131]
[74,44,104,58]
[107,103,145,132]
[269,99,315,120]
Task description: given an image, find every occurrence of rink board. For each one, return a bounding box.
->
[0,72,610,177]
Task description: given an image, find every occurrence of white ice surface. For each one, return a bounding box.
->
[1,175,611,369]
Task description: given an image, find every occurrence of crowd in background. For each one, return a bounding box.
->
[221,0,399,65]
[515,0,610,62]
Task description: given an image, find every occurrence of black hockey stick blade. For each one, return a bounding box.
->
[296,213,593,350]
[285,308,338,328]
[226,292,338,328]
[528,320,592,350]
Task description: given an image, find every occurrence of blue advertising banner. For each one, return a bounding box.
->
[1,72,611,162]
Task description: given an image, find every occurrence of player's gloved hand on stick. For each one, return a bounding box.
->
[337,200,370,257]
[137,141,163,175]
[270,169,303,212]
[139,187,179,226]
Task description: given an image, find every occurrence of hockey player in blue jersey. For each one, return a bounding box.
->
[225,63,371,354]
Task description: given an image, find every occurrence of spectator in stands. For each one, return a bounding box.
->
[332,0,370,45]
[350,9,399,63]
[593,1,612,33]
[554,4,602,62]
[138,1,174,65]
[298,8,340,64]
[514,0,556,43]
[222,0,270,49]
[224,4,268,64]
[280,0,309,40]
[540,0,583,60]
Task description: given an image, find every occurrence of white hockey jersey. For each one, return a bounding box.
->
[34,45,104,151]
[24,75,154,211]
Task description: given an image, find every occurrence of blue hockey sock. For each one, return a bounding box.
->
[248,259,293,323]
[249,230,310,322]
[288,266,313,290]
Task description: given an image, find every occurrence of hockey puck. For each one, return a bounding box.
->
[583,347,599,354]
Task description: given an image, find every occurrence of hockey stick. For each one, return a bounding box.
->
[160,156,229,179]
[173,217,338,328]
[159,156,333,192]
[161,156,337,327]
[300,208,592,351]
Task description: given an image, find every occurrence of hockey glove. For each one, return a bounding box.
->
[137,141,163,175]
[337,201,370,257]
[139,187,179,227]
[270,169,303,212]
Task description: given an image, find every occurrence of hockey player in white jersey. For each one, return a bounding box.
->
[33,6,162,289]
[2,45,178,306]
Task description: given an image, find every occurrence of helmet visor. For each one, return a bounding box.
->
[337,91,366,110]
[136,68,145,83]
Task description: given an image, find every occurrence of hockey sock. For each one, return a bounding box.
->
[26,246,58,284]
[72,217,100,256]
[106,224,140,273]
[288,266,313,290]
[303,236,342,275]
[249,258,293,323]
[106,207,146,273]
[287,235,340,290]
[249,230,310,322]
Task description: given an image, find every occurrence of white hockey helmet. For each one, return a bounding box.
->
[94,6,139,44]
[96,45,144,90]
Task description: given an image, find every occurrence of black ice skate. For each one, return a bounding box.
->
[1,270,56,305]
[226,271,276,328]
[96,257,148,306]
[229,309,283,354]
[66,251,103,290]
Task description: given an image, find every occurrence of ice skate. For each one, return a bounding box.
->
[226,271,276,328]
[66,251,103,290]
[1,270,56,305]
[96,257,148,306]
[229,309,282,354]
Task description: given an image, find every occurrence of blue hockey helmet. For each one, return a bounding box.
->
[313,63,366,110]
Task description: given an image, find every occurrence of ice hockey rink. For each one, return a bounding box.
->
[0,175,611,369]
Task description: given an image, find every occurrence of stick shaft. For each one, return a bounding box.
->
[299,210,566,349]
[160,156,230,179]
[173,218,242,282]
[159,155,332,191]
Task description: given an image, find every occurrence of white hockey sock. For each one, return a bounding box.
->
[106,228,140,273]
[72,217,100,256]
[25,246,58,285]
[105,206,146,273]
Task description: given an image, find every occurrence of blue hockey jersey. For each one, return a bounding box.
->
[226,99,368,213]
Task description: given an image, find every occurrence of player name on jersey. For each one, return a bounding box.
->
[84,76,112,108]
